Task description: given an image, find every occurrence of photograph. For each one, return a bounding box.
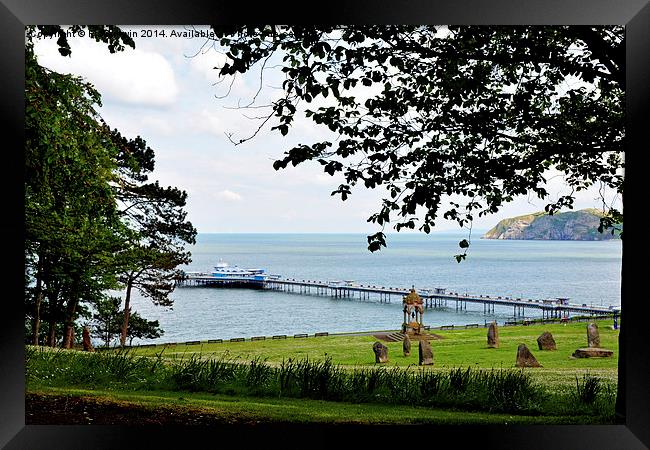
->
[2,4,649,448]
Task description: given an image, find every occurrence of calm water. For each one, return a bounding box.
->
[128,232,622,344]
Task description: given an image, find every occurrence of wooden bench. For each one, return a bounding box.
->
[294,333,308,338]
[207,339,222,344]
[251,336,266,341]
[230,337,245,342]
[272,335,287,340]
[314,332,329,337]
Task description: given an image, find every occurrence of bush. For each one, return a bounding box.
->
[574,373,601,405]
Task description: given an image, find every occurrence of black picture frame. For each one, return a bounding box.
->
[2,1,648,448]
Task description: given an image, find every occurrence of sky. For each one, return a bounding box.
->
[32,25,623,234]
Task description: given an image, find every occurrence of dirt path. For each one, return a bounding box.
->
[25,392,266,425]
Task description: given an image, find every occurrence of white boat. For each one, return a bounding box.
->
[211,260,269,282]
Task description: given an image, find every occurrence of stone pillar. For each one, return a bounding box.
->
[487,321,499,348]
[418,339,433,365]
[587,323,600,348]
[403,334,411,356]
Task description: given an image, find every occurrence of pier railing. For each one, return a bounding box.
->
[177,273,619,319]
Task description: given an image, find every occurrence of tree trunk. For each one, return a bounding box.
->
[47,289,61,348]
[31,255,45,345]
[47,322,56,347]
[62,297,78,349]
[32,279,44,345]
[120,280,133,347]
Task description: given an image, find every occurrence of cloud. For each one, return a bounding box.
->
[34,37,179,107]
[188,48,229,83]
[216,190,242,201]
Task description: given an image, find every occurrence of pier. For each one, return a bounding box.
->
[177,273,619,319]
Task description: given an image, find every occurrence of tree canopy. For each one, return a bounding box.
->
[25,26,195,347]
[208,25,624,260]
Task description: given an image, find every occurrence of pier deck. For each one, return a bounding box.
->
[177,274,619,319]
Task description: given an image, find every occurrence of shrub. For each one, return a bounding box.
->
[574,373,601,405]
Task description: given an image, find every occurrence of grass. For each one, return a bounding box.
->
[123,319,619,391]
[27,386,613,425]
[126,320,618,367]
[25,319,619,424]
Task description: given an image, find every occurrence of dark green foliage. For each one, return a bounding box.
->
[208,26,624,255]
[126,313,164,346]
[345,368,385,402]
[574,373,601,405]
[276,357,346,400]
[448,367,473,393]
[90,296,163,348]
[169,353,239,392]
[415,369,445,399]
[483,369,540,413]
[385,366,413,403]
[245,356,275,392]
[25,40,128,347]
[24,27,195,350]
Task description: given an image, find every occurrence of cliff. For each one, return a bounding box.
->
[482,208,621,240]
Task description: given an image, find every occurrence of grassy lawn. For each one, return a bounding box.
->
[26,385,610,425]
[26,319,619,424]
[126,319,619,391]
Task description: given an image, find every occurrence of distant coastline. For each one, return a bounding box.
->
[482,209,621,241]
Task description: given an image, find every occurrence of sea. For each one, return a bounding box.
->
[127,232,623,344]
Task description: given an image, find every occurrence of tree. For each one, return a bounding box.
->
[91,296,164,347]
[125,312,164,347]
[91,296,122,348]
[24,26,193,349]
[25,40,127,347]
[208,25,624,260]
[111,129,197,347]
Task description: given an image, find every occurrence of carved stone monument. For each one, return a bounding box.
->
[515,343,541,367]
[487,321,499,348]
[373,341,389,363]
[402,287,424,335]
[418,339,434,366]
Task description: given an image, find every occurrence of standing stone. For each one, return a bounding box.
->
[403,334,411,356]
[373,341,389,363]
[587,323,600,348]
[487,321,499,348]
[82,326,94,352]
[515,343,541,367]
[418,339,434,366]
[537,331,557,351]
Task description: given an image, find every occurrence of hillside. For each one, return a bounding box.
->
[482,209,621,240]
